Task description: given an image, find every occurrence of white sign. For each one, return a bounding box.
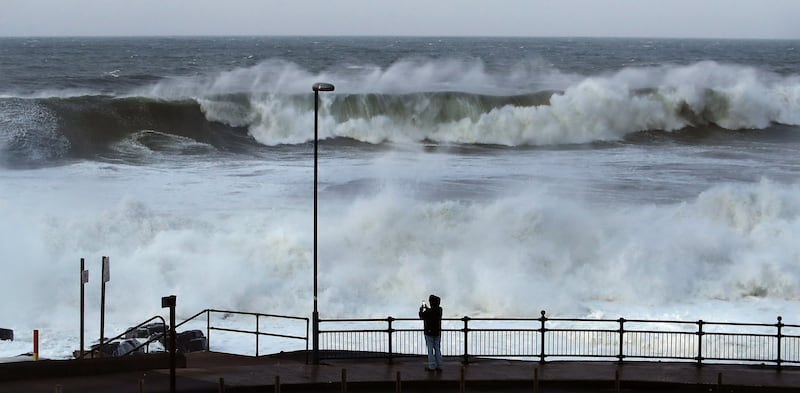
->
[102,256,110,283]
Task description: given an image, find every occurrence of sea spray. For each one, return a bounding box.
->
[5,176,798,323]
[2,37,800,361]
[196,60,800,146]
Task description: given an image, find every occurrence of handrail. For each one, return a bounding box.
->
[122,316,168,356]
[316,311,799,367]
[89,309,797,368]
[174,309,208,331]
[177,309,310,360]
[76,315,167,358]
[90,309,309,360]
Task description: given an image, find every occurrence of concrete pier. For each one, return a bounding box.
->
[1,351,799,392]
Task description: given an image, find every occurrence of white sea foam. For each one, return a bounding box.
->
[157,59,800,146]
[2,154,799,359]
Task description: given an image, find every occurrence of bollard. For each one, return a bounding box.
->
[33,330,39,361]
[341,368,347,393]
[533,367,539,393]
[460,366,465,393]
[614,369,620,393]
[218,377,225,393]
[717,372,722,393]
[395,371,401,393]
[274,375,281,393]
[139,379,145,393]
[54,384,63,393]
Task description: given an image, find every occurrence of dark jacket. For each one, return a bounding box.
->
[418,295,442,337]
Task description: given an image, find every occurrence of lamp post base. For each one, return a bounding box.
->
[312,310,320,364]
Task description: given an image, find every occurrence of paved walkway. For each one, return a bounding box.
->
[1,352,799,392]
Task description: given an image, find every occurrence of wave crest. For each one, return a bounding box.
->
[3,60,799,165]
[193,60,800,146]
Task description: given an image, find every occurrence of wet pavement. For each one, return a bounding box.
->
[1,351,798,392]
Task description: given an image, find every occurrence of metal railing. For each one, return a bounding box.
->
[77,315,168,358]
[317,311,800,367]
[176,309,310,358]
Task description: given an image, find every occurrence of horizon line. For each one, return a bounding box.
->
[1,33,798,41]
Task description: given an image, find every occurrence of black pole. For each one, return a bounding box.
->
[170,302,176,393]
[313,87,320,365]
[463,316,470,364]
[311,82,334,365]
[99,256,107,357]
[80,258,85,359]
[618,318,625,363]
[697,320,704,367]
[162,295,177,393]
[777,316,783,368]
[539,310,546,363]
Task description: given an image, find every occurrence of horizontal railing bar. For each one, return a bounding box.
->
[319,316,798,327]
[256,331,308,341]
[320,318,407,323]
[320,318,465,323]
[210,327,260,335]
[703,357,782,362]
[703,332,777,338]
[321,327,462,332]
[207,309,309,321]
[210,326,307,341]
[455,329,541,332]
[174,309,208,330]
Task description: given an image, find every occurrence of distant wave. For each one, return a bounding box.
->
[2,59,799,166]
[0,96,254,167]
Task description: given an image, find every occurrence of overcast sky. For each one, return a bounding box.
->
[1,0,799,39]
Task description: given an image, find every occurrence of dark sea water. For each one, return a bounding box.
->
[1,37,799,358]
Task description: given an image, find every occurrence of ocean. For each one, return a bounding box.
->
[1,36,799,358]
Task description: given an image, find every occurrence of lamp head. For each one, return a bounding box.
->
[312,82,335,92]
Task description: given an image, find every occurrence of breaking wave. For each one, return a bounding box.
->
[2,59,799,166]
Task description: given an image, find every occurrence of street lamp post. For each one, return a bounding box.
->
[312,82,334,364]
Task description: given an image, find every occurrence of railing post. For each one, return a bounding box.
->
[617,318,625,363]
[387,317,394,363]
[777,316,783,369]
[539,310,547,363]
[462,316,470,364]
[207,310,211,352]
[256,314,260,357]
[305,318,310,364]
[696,320,704,367]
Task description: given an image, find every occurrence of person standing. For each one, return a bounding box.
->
[418,294,443,371]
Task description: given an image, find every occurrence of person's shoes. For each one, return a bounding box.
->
[435,367,443,372]
[425,367,435,372]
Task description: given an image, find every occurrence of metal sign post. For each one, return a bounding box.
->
[99,256,109,357]
[161,295,177,393]
[80,258,88,359]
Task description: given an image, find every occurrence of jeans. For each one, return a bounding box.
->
[424,334,443,369]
